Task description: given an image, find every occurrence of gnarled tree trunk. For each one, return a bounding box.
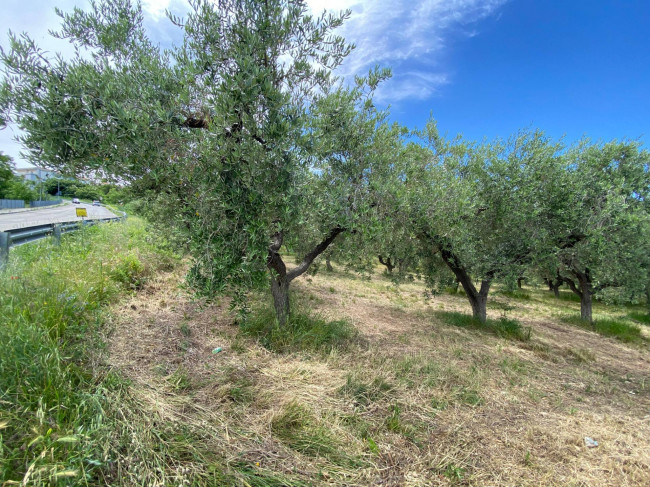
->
[378,255,395,274]
[562,270,594,326]
[468,285,489,323]
[267,227,346,326]
[431,236,492,323]
[580,286,593,323]
[271,276,290,326]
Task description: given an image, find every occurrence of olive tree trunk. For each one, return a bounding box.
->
[271,276,290,326]
[436,240,492,323]
[267,227,346,326]
[468,289,489,323]
[562,270,594,325]
[378,255,395,274]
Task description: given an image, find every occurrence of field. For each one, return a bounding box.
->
[109,263,649,486]
[1,222,648,486]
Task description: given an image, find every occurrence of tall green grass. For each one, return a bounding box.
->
[0,220,176,484]
[628,311,650,326]
[240,301,359,353]
[560,314,646,343]
[434,311,531,342]
[1,221,313,485]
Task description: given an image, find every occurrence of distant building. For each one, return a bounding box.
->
[14,166,60,182]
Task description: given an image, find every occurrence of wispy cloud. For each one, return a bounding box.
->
[1,0,506,164]
[306,0,507,102]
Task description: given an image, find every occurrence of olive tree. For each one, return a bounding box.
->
[1,0,398,324]
[397,122,562,322]
[542,140,650,323]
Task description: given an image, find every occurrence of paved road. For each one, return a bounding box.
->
[0,202,119,231]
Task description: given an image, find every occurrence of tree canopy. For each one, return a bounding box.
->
[1,0,649,325]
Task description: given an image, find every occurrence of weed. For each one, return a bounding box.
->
[628,311,650,325]
[441,463,466,481]
[454,387,483,406]
[366,437,380,454]
[524,450,533,467]
[223,462,308,487]
[271,402,360,466]
[167,367,193,391]
[499,289,531,300]
[565,347,596,363]
[180,322,191,336]
[109,253,146,290]
[430,397,449,410]
[435,311,531,341]
[561,315,645,343]
[240,302,358,353]
[221,367,256,404]
[338,374,394,407]
[592,319,644,343]
[384,404,402,432]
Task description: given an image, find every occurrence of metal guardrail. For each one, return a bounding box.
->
[0,214,126,268]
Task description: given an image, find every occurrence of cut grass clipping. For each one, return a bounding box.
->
[240,303,359,353]
[435,311,532,341]
[271,401,366,467]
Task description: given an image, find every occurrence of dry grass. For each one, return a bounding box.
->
[107,264,650,486]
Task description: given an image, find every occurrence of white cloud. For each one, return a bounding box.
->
[306,0,507,101]
[142,0,173,19]
[1,0,506,165]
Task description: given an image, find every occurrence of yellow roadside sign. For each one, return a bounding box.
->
[76,207,88,217]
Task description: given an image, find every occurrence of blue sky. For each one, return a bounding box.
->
[1,0,649,166]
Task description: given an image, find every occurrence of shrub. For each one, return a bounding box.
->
[109,253,146,290]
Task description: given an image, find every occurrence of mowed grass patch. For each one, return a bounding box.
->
[434,311,532,342]
[270,401,366,467]
[240,301,359,354]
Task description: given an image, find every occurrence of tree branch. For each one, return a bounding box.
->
[287,226,346,282]
[267,231,287,278]
[561,276,581,296]
[182,116,209,129]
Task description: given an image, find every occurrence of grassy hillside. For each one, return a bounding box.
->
[109,264,649,486]
[1,226,648,486]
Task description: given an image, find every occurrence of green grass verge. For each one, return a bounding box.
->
[1,219,301,485]
[435,311,531,342]
[240,301,359,353]
[0,219,178,484]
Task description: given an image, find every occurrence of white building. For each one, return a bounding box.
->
[14,166,60,182]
